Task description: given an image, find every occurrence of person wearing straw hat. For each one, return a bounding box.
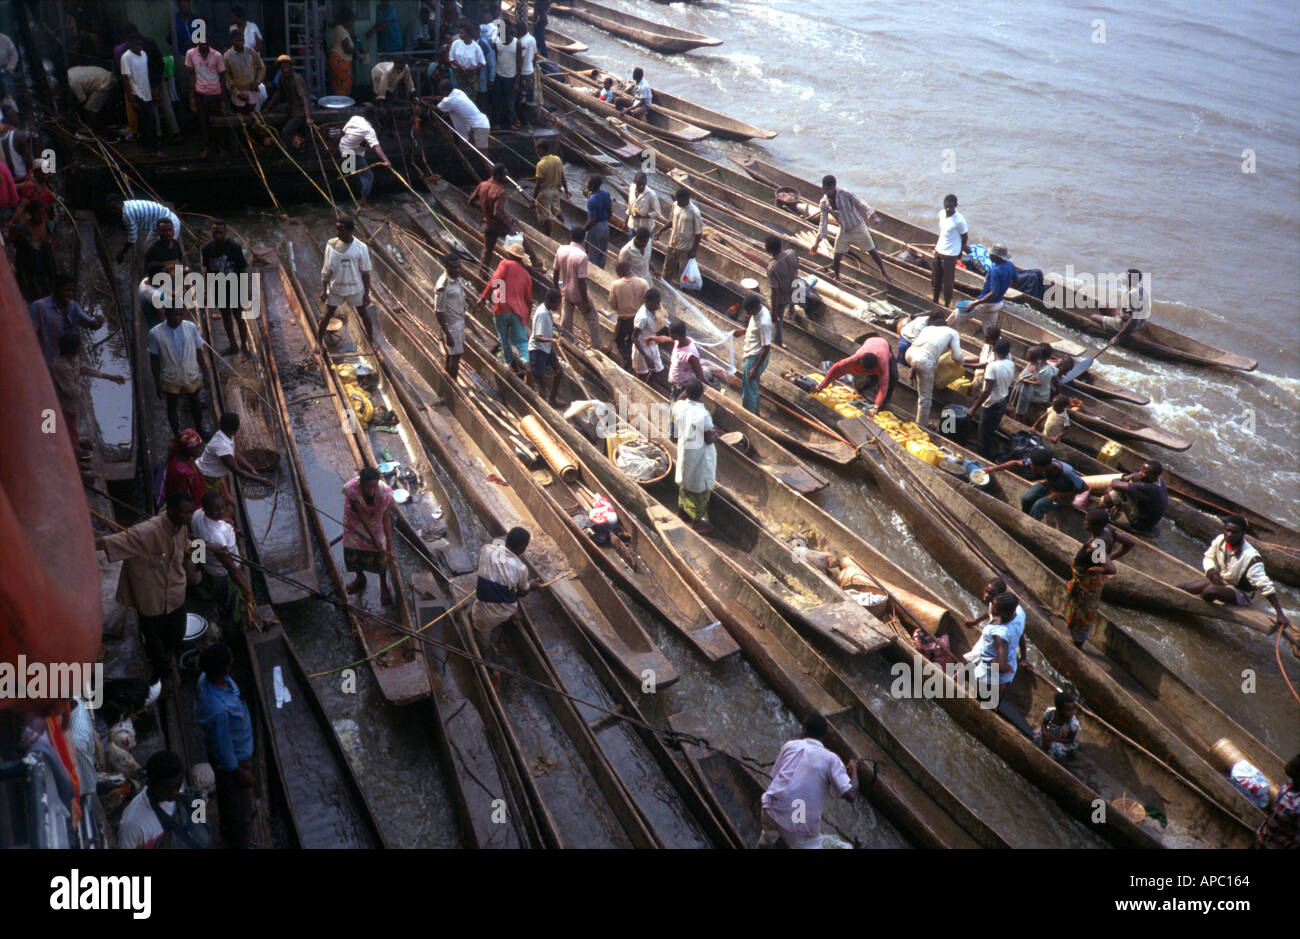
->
[480,239,534,373]
[955,242,1014,330]
[264,55,313,149]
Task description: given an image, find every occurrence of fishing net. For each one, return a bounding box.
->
[615,439,670,483]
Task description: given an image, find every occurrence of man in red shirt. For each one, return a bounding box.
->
[470,163,516,271]
[479,241,533,371]
[812,335,896,415]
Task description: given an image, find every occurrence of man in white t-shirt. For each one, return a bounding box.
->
[517,29,538,106]
[631,288,665,380]
[118,750,208,849]
[195,411,272,502]
[623,67,652,118]
[969,337,1014,458]
[232,5,263,54]
[758,712,860,849]
[318,216,376,342]
[932,194,968,307]
[528,287,561,402]
[1094,268,1151,346]
[433,80,490,147]
[730,292,772,415]
[338,106,391,207]
[190,490,253,619]
[491,20,521,129]
[371,59,415,104]
[904,309,965,428]
[121,34,165,157]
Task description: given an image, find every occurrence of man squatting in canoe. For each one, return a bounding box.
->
[1181,515,1294,642]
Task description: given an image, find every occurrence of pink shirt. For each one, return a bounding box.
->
[553,243,589,304]
[668,339,701,385]
[341,477,393,553]
[185,46,225,95]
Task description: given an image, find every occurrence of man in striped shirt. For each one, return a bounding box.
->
[111,195,182,261]
[810,174,893,283]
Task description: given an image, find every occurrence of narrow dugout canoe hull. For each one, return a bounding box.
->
[541,73,712,143]
[667,710,767,849]
[547,50,778,139]
[244,624,388,848]
[552,0,724,53]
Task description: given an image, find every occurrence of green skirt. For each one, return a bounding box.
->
[678,487,711,522]
[344,547,387,574]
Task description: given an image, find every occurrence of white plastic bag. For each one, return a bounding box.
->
[680,257,703,291]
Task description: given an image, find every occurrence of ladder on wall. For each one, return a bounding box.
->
[285,0,326,99]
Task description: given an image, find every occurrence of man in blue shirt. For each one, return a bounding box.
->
[956,242,1015,331]
[584,175,613,268]
[30,274,104,368]
[986,446,1089,521]
[196,643,257,847]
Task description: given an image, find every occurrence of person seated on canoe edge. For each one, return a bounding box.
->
[621,67,652,118]
[1180,515,1294,639]
[812,335,897,416]
[1091,268,1149,347]
[472,527,541,688]
[1101,460,1167,536]
[1032,393,1072,442]
[758,711,862,849]
[342,466,397,607]
[986,446,1090,521]
[598,76,616,103]
[1033,691,1080,761]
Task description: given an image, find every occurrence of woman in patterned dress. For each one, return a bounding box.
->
[342,465,394,606]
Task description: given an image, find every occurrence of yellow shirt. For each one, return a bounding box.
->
[534,153,564,190]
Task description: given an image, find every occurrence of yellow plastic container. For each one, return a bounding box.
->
[874,411,899,428]
[1098,439,1123,467]
[947,377,973,394]
[906,439,943,465]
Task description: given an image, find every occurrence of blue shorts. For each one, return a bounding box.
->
[529,348,555,380]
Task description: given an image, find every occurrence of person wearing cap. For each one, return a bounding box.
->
[264,55,314,148]
[932,194,969,307]
[1182,516,1292,632]
[480,239,533,372]
[671,379,717,533]
[809,174,892,283]
[956,243,1014,330]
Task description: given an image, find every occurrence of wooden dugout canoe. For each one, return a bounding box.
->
[552,0,724,54]
[282,218,475,577]
[667,710,767,849]
[540,69,712,144]
[839,414,1280,826]
[244,623,388,848]
[546,50,778,140]
[262,256,431,705]
[733,154,1258,371]
[72,211,138,481]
